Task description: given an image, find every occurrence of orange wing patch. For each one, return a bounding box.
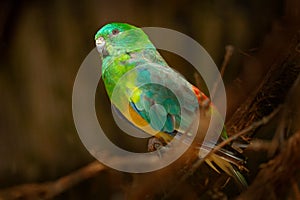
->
[192,85,210,107]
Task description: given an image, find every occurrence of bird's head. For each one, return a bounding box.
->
[95,22,154,58]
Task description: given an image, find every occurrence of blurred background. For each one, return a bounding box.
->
[0,0,286,199]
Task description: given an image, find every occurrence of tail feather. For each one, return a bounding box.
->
[199,147,248,190]
[207,153,248,189]
[200,142,246,168]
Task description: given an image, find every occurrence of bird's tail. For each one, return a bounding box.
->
[199,145,248,190]
[191,85,247,189]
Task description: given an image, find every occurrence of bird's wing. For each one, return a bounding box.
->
[130,64,199,134]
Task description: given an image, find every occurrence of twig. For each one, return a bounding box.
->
[193,106,280,173]
[246,139,274,152]
[237,48,256,58]
[0,161,106,200]
[211,45,234,98]
[220,45,234,77]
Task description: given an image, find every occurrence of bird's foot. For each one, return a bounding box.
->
[148,137,169,158]
[148,137,165,152]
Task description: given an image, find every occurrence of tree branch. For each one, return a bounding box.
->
[0,161,106,200]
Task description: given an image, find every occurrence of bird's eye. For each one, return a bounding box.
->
[112,29,120,35]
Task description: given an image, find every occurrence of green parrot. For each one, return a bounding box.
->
[95,22,247,189]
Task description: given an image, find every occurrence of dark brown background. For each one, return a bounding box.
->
[0,0,290,199]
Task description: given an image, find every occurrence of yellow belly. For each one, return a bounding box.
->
[128,103,173,143]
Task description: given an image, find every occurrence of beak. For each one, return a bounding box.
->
[95,37,108,57]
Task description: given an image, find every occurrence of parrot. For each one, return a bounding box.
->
[94,22,247,189]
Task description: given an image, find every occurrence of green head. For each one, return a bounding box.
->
[94,23,154,59]
[95,23,136,41]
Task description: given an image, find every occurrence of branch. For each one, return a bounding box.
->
[237,130,300,200]
[0,161,106,200]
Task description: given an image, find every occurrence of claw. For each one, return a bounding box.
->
[148,137,164,152]
[148,137,171,158]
